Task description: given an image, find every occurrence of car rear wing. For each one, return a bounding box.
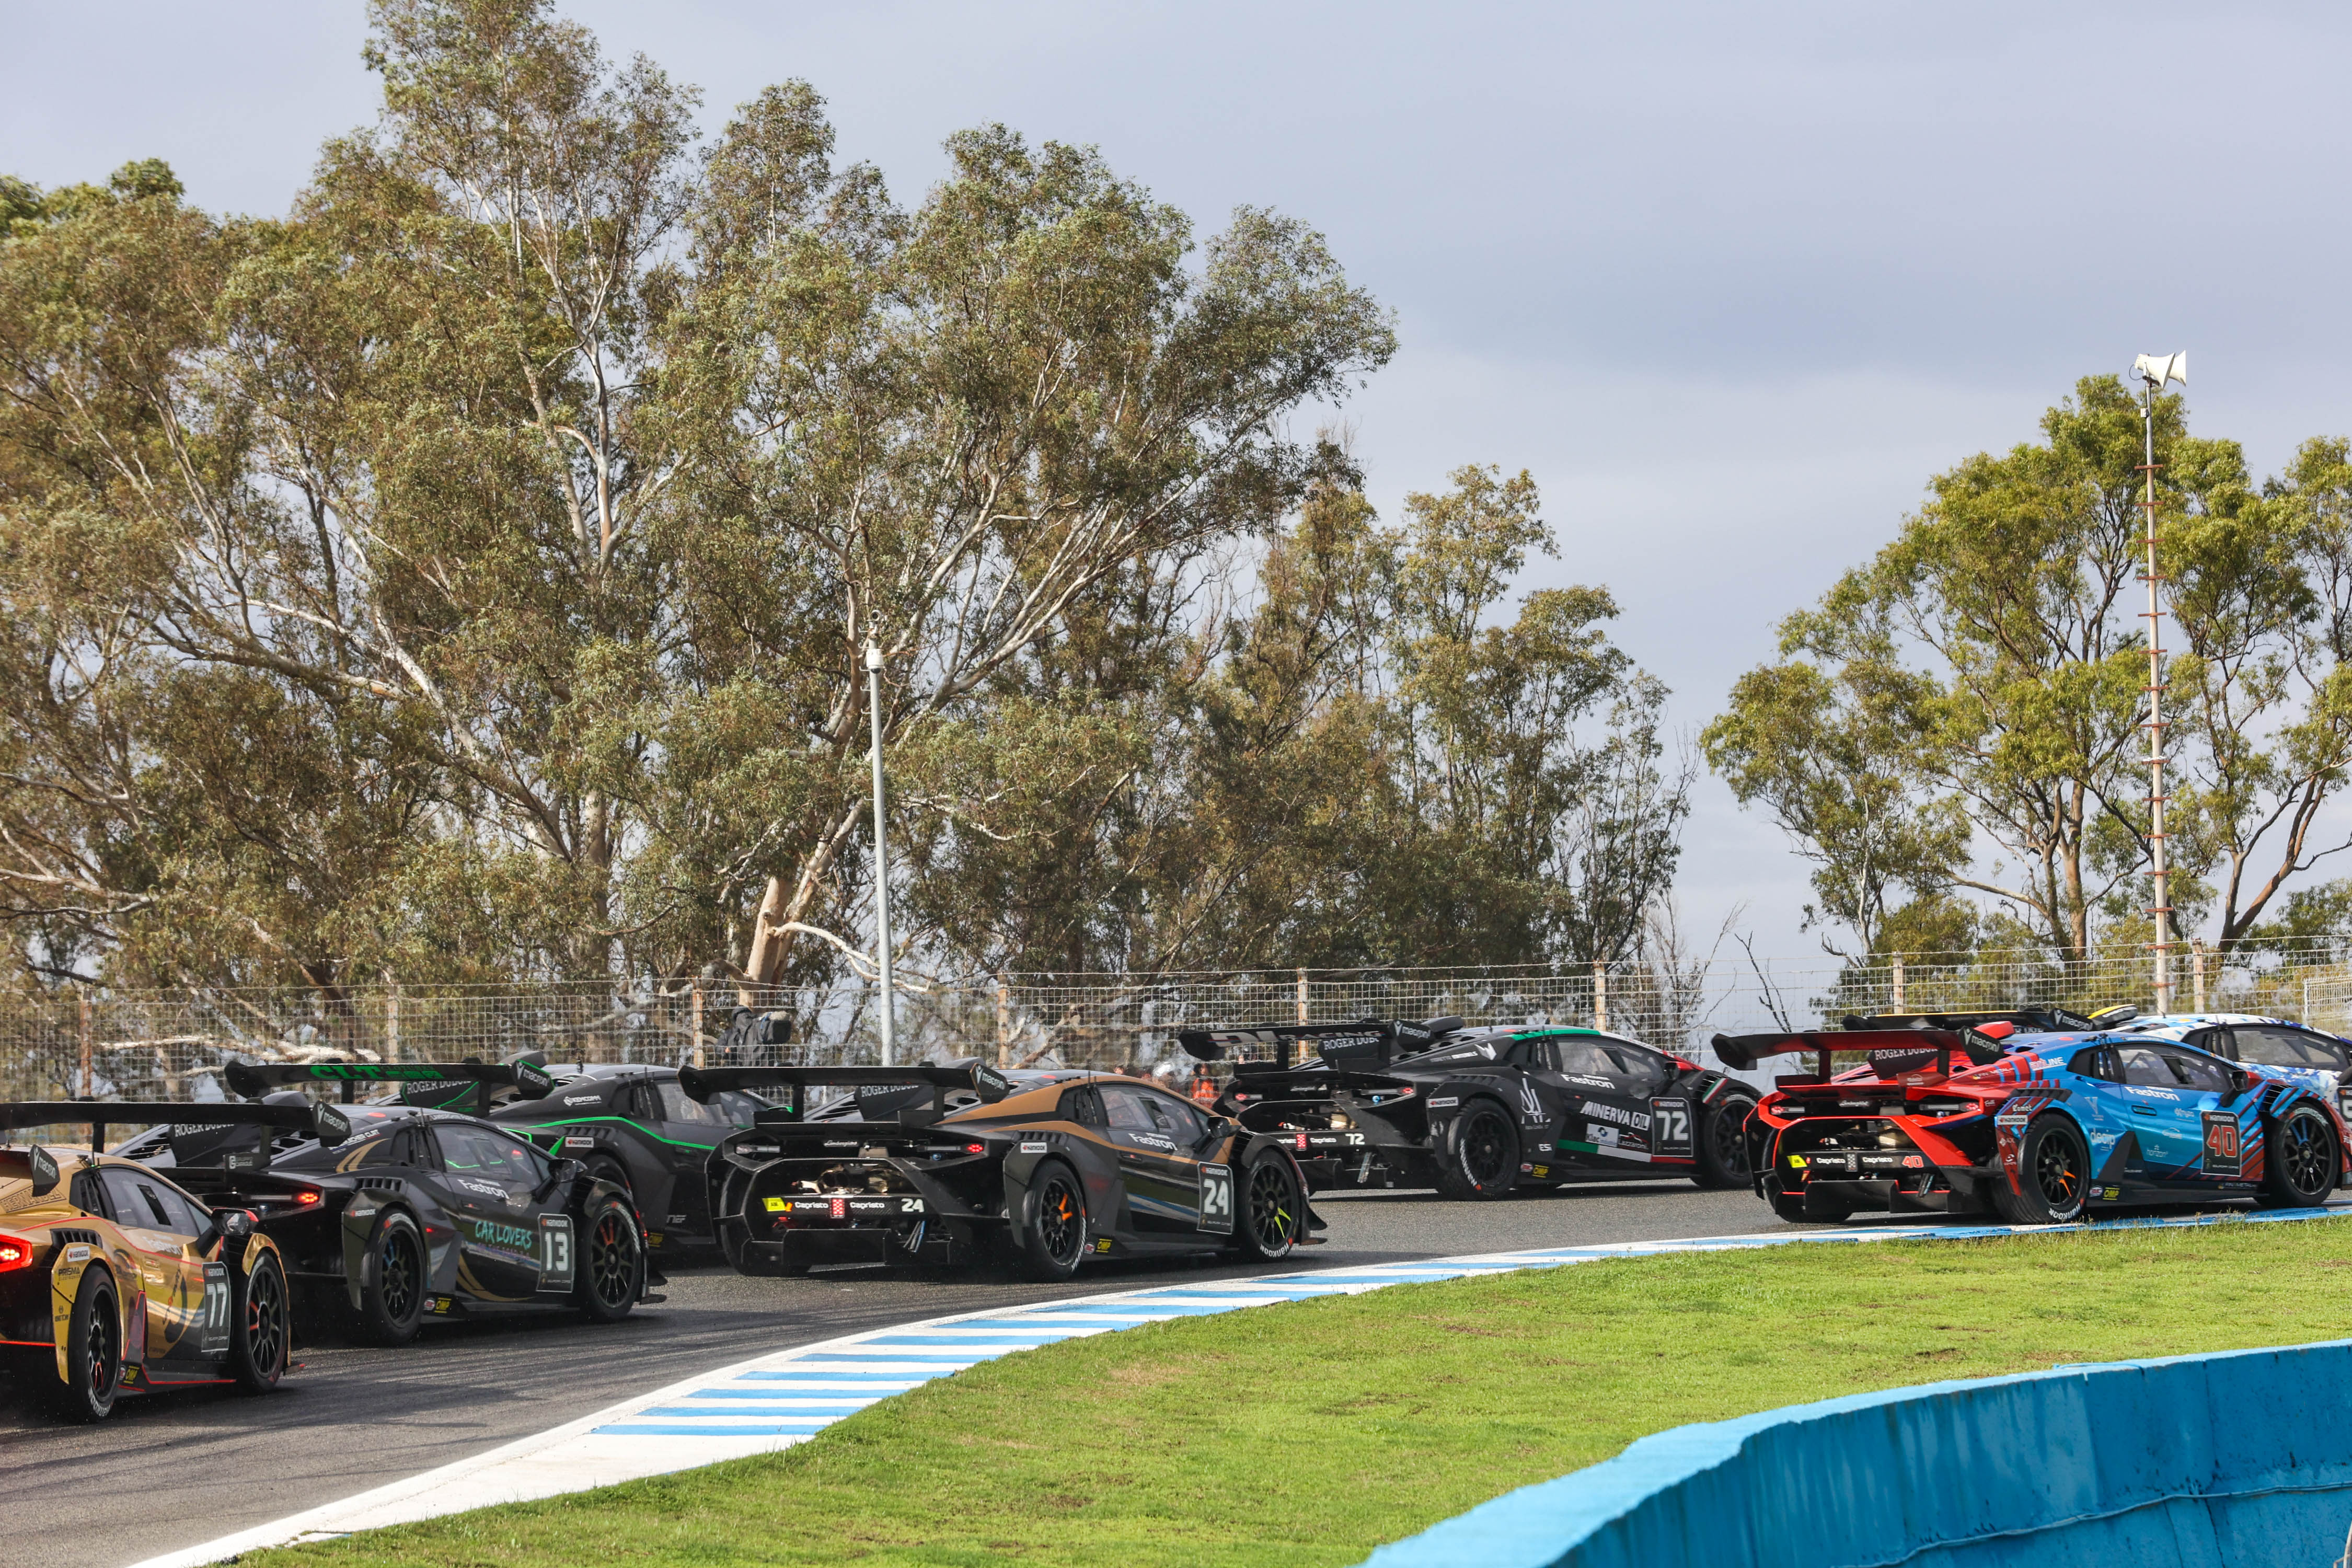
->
[224,1056,556,1114]
[1835,1006,2131,1034]
[1176,1017,1467,1074]
[679,1060,1013,1126]
[0,1101,351,1172]
[1710,1028,2003,1085]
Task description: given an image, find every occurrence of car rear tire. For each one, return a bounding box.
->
[1232,1154,1300,1261]
[2258,1103,2338,1208]
[576,1198,643,1322]
[1432,1101,1519,1201]
[1691,1097,1756,1189]
[1991,1114,2090,1224]
[229,1251,290,1394]
[47,1269,122,1422]
[1013,1161,1089,1281]
[353,1209,426,1346]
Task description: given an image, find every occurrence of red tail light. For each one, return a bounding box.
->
[293,1190,322,1206]
[0,1236,33,1272]
[964,1143,985,1154]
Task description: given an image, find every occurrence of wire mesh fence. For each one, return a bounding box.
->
[7,937,2350,1106]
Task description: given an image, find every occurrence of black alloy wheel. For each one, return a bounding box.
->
[48,1270,121,1422]
[232,1252,289,1394]
[1239,1155,1298,1261]
[578,1202,642,1322]
[1992,1115,2089,1224]
[1434,1102,1519,1201]
[1016,1163,1088,1281]
[355,1210,425,1346]
[1692,1099,1755,1190]
[2259,1104,2338,1208]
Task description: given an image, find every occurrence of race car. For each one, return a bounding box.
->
[687,1061,1313,1279]
[158,1055,770,1258]
[1179,1017,1759,1200]
[1728,1022,2350,1224]
[114,1065,653,1344]
[2116,1013,2352,1122]
[1,1100,320,1420]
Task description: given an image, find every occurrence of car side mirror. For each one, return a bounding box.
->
[220,1208,257,1239]
[548,1157,586,1195]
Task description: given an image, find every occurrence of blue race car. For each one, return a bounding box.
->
[1724,1022,2349,1225]
[2116,1013,2352,1122]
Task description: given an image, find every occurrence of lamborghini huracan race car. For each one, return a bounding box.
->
[169,1055,771,1258]
[114,1064,654,1343]
[1729,1022,2350,1224]
[1182,1018,1759,1199]
[1,1101,320,1420]
[689,1061,1314,1279]
[2116,1013,2352,1121]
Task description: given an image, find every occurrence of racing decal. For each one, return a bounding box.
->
[1020,1140,1050,1152]
[1517,1077,1546,1125]
[562,1136,597,1150]
[466,1217,539,1255]
[1581,1100,1651,1131]
[1650,1099,1694,1158]
[63,1243,90,1263]
[428,1295,457,1315]
[2201,1113,2244,1178]
[1563,1075,1613,1089]
[538,1215,576,1290]
[1529,1164,1550,1178]
[764,1196,787,1212]
[197,1263,231,1356]
[562,1094,604,1107]
[769,1197,925,1220]
[1197,1163,1235,1235]
[1093,1238,1114,1253]
[1429,1097,1459,1108]
[1867,1046,1942,1077]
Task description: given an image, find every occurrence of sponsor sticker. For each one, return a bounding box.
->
[1094,1238,1114,1253]
[1020,1140,1050,1153]
[63,1244,90,1263]
[563,1136,596,1150]
[1429,1097,1459,1108]
[1582,1100,1651,1132]
[429,1295,456,1315]
[562,1095,602,1107]
[1585,1123,1621,1148]
[764,1196,788,1212]
[1530,1164,1549,1178]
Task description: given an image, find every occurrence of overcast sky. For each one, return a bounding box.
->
[10,1,2350,960]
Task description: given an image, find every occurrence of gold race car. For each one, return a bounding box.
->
[1,1100,335,1420]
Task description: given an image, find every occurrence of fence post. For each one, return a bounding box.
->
[690,979,705,1069]
[75,986,93,1098]
[996,976,1012,1068]
[387,982,402,1063]
[1891,954,1905,1011]
[2305,975,2313,1026]
[2192,942,2207,1013]
[1296,967,1308,1025]
[1593,961,1608,1031]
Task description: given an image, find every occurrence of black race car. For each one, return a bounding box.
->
[688,1061,1315,1279]
[114,1065,653,1343]
[1182,1018,1759,1200]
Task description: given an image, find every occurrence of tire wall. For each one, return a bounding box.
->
[1359,1338,2352,1568]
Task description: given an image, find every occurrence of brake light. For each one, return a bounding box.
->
[964,1143,984,1154]
[0,1235,32,1271]
[294,1191,321,1206]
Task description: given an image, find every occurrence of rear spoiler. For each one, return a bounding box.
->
[1836,1005,2129,1033]
[1176,1017,1467,1073]
[1709,1028,2003,1083]
[224,1055,556,1114]
[678,1060,1012,1125]
[0,1100,351,1168]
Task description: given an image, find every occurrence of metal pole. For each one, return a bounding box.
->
[2142,382,2174,1011]
[865,642,895,1066]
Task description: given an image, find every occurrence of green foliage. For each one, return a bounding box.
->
[1711,375,2352,960]
[0,1,1676,994]
[246,1218,2352,1567]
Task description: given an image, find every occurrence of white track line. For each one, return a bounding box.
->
[128,1203,2352,1568]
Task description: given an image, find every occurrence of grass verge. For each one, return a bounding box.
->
[252,1218,2352,1567]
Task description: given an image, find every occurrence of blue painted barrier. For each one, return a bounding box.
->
[1364,1339,2352,1567]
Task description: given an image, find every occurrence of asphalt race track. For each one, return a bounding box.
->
[3,1181,2294,1568]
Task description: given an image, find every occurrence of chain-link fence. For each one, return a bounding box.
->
[7,937,2349,1107]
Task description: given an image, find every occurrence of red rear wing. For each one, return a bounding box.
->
[1710,1028,2004,1087]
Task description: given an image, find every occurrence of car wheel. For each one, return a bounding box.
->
[1691,1097,1756,1189]
[230,1251,290,1394]
[47,1269,123,1422]
[1432,1101,1519,1201]
[354,1209,426,1346]
[575,1198,644,1322]
[1233,1154,1300,1262]
[2258,1103,2338,1208]
[1991,1114,2090,1224]
[1013,1161,1088,1281]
